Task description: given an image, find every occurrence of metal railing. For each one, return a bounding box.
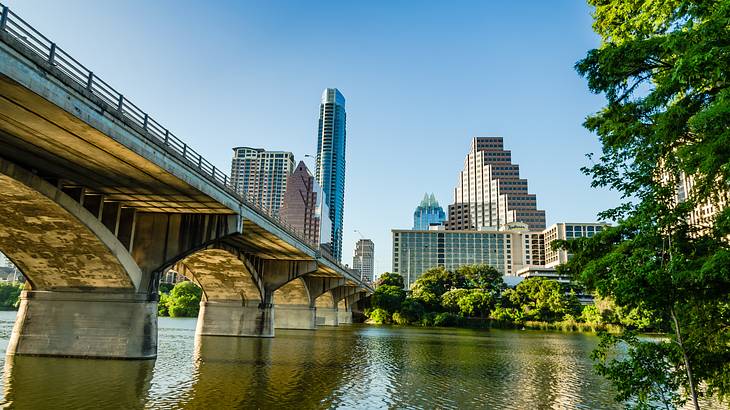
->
[0,3,358,275]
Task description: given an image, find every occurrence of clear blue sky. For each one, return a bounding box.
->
[7,0,618,273]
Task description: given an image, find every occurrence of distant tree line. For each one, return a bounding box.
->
[366,266,657,331]
[0,282,22,310]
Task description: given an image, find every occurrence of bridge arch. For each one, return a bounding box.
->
[273,277,310,307]
[172,248,262,304]
[0,159,142,291]
[314,291,335,309]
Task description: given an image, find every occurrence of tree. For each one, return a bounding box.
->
[375,272,404,288]
[165,281,203,318]
[371,285,406,314]
[510,277,579,322]
[572,1,730,407]
[410,266,462,310]
[455,264,505,293]
[0,282,22,309]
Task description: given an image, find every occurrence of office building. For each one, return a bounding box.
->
[392,228,527,289]
[392,222,607,289]
[279,161,333,247]
[353,239,375,283]
[316,88,347,261]
[448,137,546,231]
[413,193,446,230]
[230,147,295,216]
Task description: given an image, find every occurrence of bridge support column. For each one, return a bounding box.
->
[8,291,157,359]
[274,306,316,330]
[337,309,353,325]
[196,301,274,337]
[315,307,339,326]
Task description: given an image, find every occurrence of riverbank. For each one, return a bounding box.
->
[365,317,625,334]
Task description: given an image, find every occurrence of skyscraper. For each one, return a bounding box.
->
[279,161,333,248]
[413,193,446,230]
[448,137,546,231]
[230,147,295,216]
[353,239,375,283]
[315,88,347,261]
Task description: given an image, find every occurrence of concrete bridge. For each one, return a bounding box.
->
[0,5,371,359]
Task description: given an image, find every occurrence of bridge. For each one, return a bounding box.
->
[0,4,372,359]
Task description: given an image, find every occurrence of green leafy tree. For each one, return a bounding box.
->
[368,308,390,324]
[510,277,579,322]
[166,281,202,318]
[0,282,23,309]
[571,1,730,407]
[375,272,405,288]
[371,285,406,313]
[397,298,425,324]
[456,264,505,293]
[410,266,462,310]
[441,288,471,313]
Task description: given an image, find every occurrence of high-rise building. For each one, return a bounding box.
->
[315,88,347,261]
[353,239,375,283]
[279,161,333,248]
[230,147,295,216]
[448,137,546,231]
[392,222,608,289]
[413,193,446,230]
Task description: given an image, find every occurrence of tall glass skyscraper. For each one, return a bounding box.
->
[413,193,446,230]
[315,88,347,261]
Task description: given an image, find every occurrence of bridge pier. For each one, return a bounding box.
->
[8,291,157,359]
[196,301,274,338]
[337,309,353,325]
[315,307,339,326]
[274,306,316,330]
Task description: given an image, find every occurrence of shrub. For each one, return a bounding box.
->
[368,308,391,324]
[433,312,460,327]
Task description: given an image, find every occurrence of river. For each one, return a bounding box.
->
[0,311,722,409]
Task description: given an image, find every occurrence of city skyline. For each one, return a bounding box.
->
[6,1,620,273]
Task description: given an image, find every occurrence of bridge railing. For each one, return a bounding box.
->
[0,4,354,264]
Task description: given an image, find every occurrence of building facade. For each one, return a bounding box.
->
[353,239,375,283]
[392,228,526,289]
[316,88,347,261]
[392,222,607,289]
[413,193,446,230]
[449,137,546,231]
[230,147,295,216]
[279,161,333,248]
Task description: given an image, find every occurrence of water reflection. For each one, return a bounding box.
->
[1,354,154,409]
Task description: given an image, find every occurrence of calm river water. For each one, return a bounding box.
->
[0,311,722,409]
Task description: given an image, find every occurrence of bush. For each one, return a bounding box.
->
[433,312,460,327]
[368,308,391,324]
[0,282,23,309]
[161,281,202,317]
[392,312,410,325]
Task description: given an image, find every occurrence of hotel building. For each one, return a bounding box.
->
[230,147,294,216]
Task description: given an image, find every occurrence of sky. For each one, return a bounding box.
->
[6,0,618,273]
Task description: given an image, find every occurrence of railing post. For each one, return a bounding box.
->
[164,129,169,145]
[212,166,217,180]
[86,72,94,90]
[143,113,148,131]
[0,6,8,32]
[197,156,202,169]
[224,175,228,186]
[48,43,56,65]
[182,144,187,159]
[117,94,124,113]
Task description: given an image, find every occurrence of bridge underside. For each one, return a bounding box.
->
[0,29,370,360]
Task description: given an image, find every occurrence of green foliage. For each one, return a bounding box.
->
[159,282,174,294]
[572,0,730,406]
[159,281,202,318]
[371,285,406,313]
[398,298,425,324]
[581,305,603,324]
[455,264,505,293]
[367,308,390,324]
[158,292,170,316]
[593,333,684,408]
[508,277,581,322]
[433,312,460,327]
[0,282,23,309]
[410,266,461,310]
[375,272,404,288]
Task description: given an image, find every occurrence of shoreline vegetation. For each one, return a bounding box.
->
[364,268,658,335]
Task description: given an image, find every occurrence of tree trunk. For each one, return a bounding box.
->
[670,307,699,410]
